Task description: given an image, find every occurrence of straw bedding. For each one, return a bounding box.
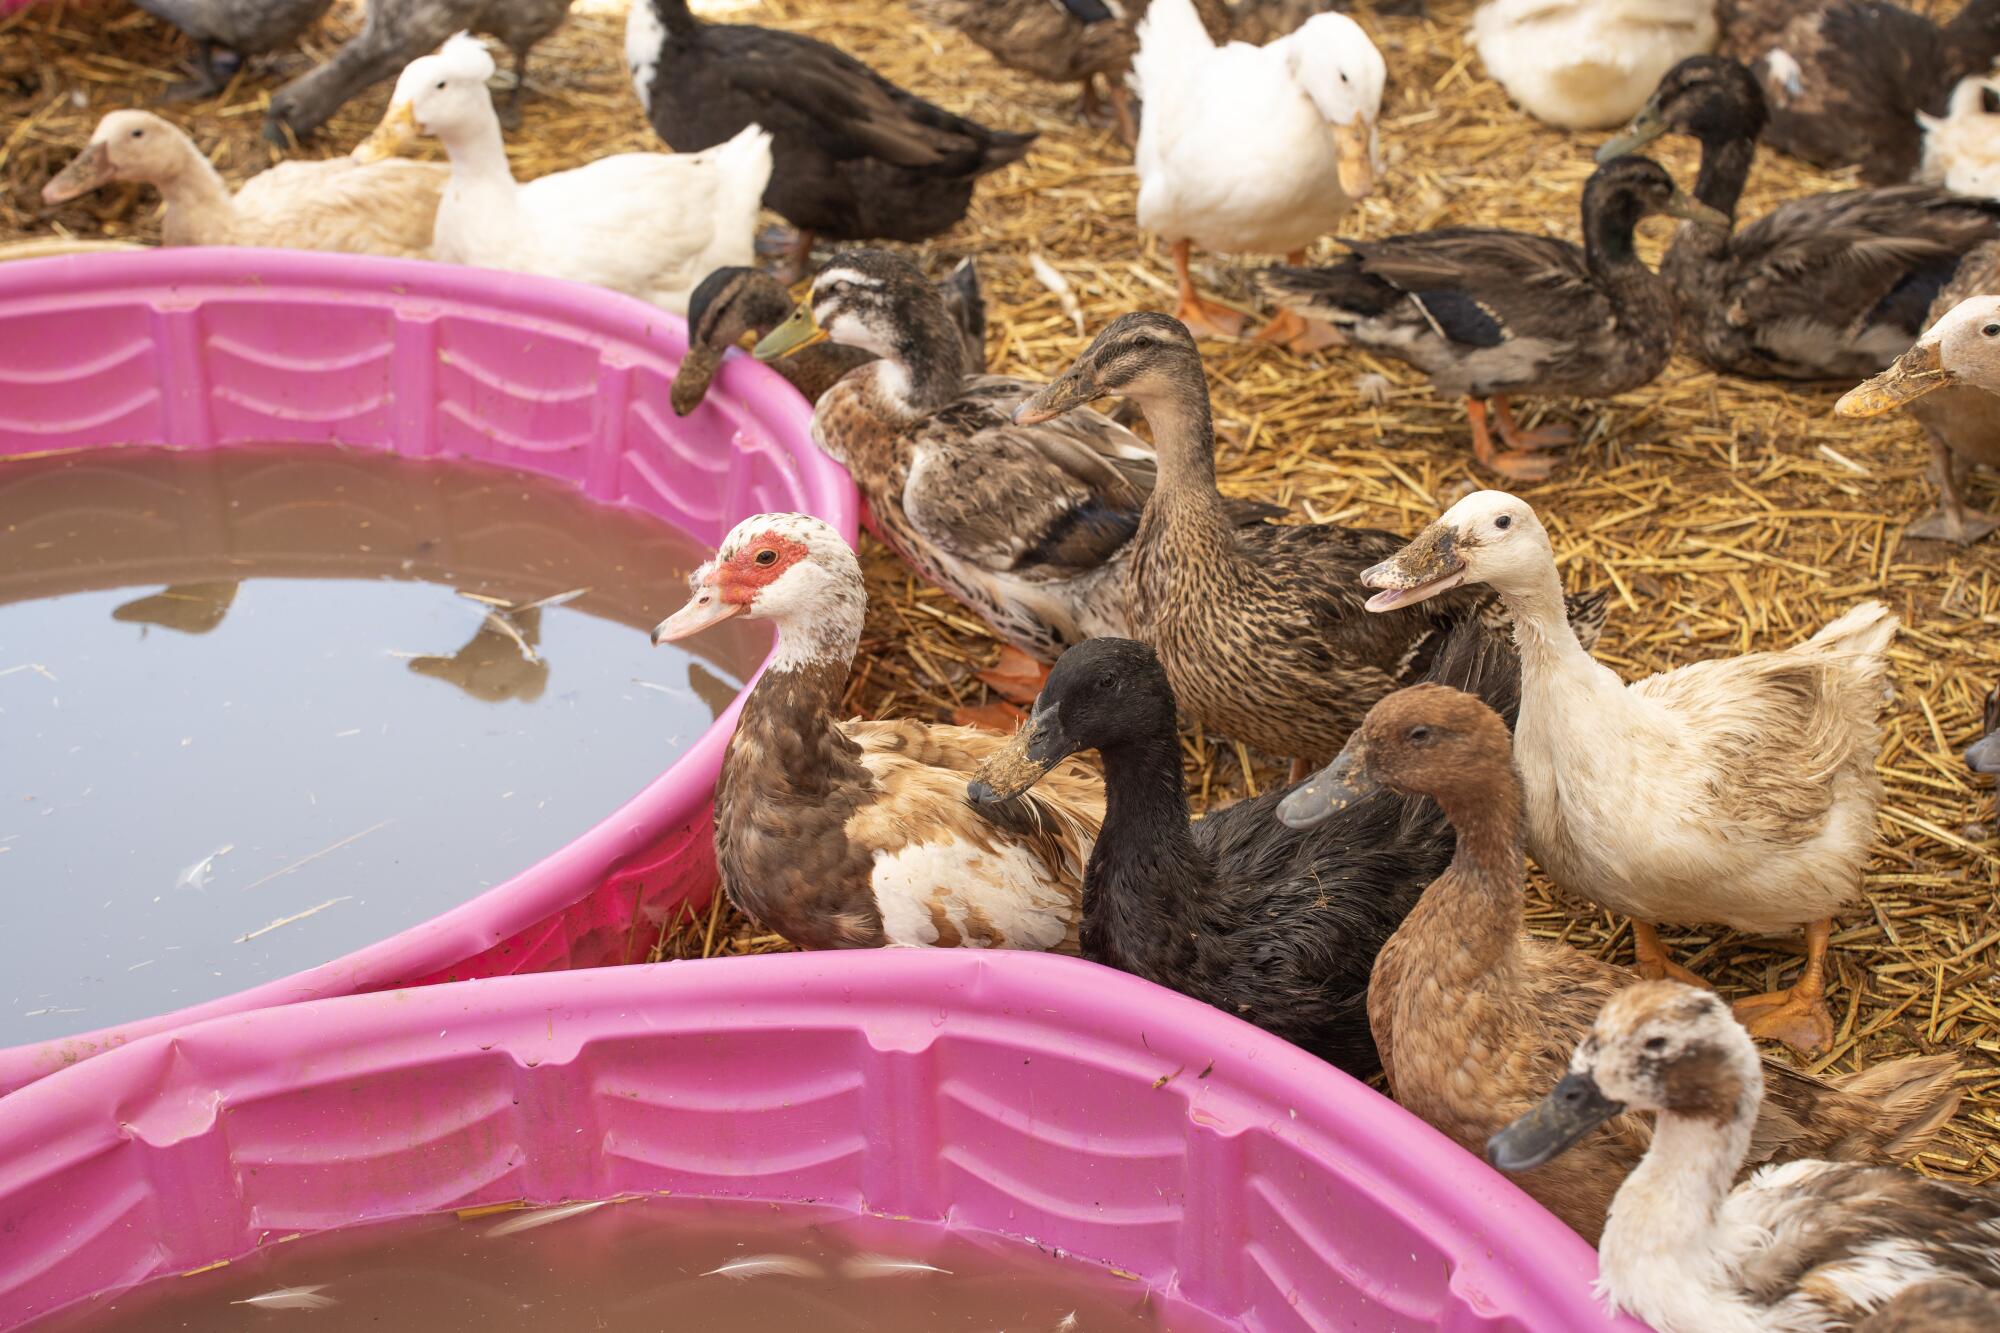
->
[3,0,1996,1182]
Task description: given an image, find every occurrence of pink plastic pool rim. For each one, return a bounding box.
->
[0,248,858,1096]
[0,951,1644,1332]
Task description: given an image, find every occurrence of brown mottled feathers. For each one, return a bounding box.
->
[1856,1280,2000,1332]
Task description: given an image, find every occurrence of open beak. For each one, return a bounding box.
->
[650,578,742,646]
[1333,120,1376,200]
[1360,521,1467,613]
[352,100,418,164]
[1663,188,1730,230]
[1012,364,1102,426]
[753,302,827,361]
[1277,732,1377,829]
[1486,1072,1627,1173]
[1967,731,2000,777]
[43,142,113,204]
[1836,341,1952,417]
[1597,107,1666,163]
[670,342,725,417]
[967,702,1077,805]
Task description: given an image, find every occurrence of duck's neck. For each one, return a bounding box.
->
[1080,726,1218,965]
[1598,1100,1758,1322]
[1496,559,1597,688]
[731,597,867,797]
[153,152,238,246]
[1679,132,1753,261]
[1130,374,1236,555]
[1396,769,1529,992]
[434,115,521,212]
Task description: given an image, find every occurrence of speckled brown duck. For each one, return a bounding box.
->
[651,512,1102,953]
[1285,683,1962,1245]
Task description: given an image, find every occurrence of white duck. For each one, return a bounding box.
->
[1130,0,1383,344]
[1919,73,2000,201]
[1473,0,1717,130]
[354,33,771,316]
[1489,981,1999,1333]
[1356,490,1897,1054]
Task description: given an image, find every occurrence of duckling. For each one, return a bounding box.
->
[1471,0,1718,130]
[266,0,574,145]
[1259,155,1723,481]
[1297,688,1960,1244]
[354,35,770,318]
[1919,76,2000,201]
[1836,259,2000,543]
[1131,0,1385,341]
[624,1,1035,279]
[1351,490,1897,1053]
[1012,312,1497,776]
[1489,980,1990,1330]
[749,251,1280,666]
[651,513,1102,953]
[41,110,444,256]
[132,0,336,100]
[1969,683,2000,781]
[1600,57,2000,381]
[1717,0,2000,186]
[669,260,987,418]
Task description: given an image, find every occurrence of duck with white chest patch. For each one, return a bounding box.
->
[652,513,1103,953]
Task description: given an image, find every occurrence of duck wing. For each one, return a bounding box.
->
[1340,229,1609,345]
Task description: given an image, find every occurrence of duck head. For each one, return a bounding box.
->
[672,267,798,416]
[1599,56,1767,163]
[755,249,965,410]
[651,513,863,666]
[1011,312,1203,425]
[1969,683,2000,777]
[1279,681,1510,829]
[1487,981,1760,1172]
[354,32,495,163]
[1837,296,2000,417]
[1359,490,1550,612]
[1280,13,1386,199]
[1583,156,1730,237]
[43,111,184,202]
[966,638,1174,805]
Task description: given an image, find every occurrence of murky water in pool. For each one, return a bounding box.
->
[0,445,766,1046]
[36,1199,1215,1332]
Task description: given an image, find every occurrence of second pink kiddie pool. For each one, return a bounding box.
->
[0,248,858,1096]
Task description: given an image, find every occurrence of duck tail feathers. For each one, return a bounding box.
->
[1133,0,1214,99]
[1804,599,1899,661]
[1827,1053,1963,1164]
[709,122,775,225]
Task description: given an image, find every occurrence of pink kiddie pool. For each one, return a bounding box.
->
[0,951,1642,1332]
[0,249,858,1096]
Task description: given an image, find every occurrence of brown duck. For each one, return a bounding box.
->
[1282,682,1963,1244]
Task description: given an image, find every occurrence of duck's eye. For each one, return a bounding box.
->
[1494,514,1512,531]
[130,129,144,139]
[436,80,447,90]
[1644,1036,1667,1052]
[1407,725,1432,745]
[753,549,778,567]
[1983,323,1999,338]
[1130,334,1156,351]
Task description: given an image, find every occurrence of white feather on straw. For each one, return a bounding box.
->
[702,1254,826,1280]
[1030,252,1085,336]
[230,1285,337,1311]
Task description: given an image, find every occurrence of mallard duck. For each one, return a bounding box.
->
[670,259,987,417]
[132,0,336,99]
[1295,688,1959,1245]
[650,512,1102,952]
[1471,0,1718,130]
[1836,254,2000,543]
[41,110,445,256]
[1919,76,2000,201]
[1489,980,1991,1329]
[354,35,770,318]
[624,1,1035,278]
[1600,56,2000,381]
[749,250,1280,666]
[1716,0,2000,185]
[1010,312,1495,776]
[1131,0,1384,341]
[1972,683,2000,779]
[266,0,574,144]
[1259,155,1723,481]
[1353,490,1897,1053]
[964,604,1601,1078]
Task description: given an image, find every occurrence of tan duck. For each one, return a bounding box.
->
[1490,981,1991,1330]
[40,110,444,256]
[1289,685,1961,1246]
[1347,490,1898,1053]
[669,260,986,418]
[1012,312,1491,776]
[651,512,1101,952]
[1836,252,2000,544]
[751,251,1280,669]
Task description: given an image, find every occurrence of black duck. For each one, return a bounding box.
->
[133,0,336,100]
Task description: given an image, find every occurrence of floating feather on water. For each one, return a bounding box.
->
[840,1253,952,1278]
[230,1285,337,1311]
[702,1254,827,1280]
[484,1199,612,1237]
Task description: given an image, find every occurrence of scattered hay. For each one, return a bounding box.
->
[4,0,1996,1182]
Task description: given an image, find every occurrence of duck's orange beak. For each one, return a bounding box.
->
[353,100,418,165]
[1333,120,1376,200]
[43,142,113,203]
[1836,341,1953,417]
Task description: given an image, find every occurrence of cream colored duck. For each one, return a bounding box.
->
[651,513,1102,953]
[1131,0,1383,342]
[41,110,445,256]
[355,33,771,316]
[1473,0,1718,130]
[1919,74,2000,201]
[1358,490,1897,1054]
[1490,981,1999,1333]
